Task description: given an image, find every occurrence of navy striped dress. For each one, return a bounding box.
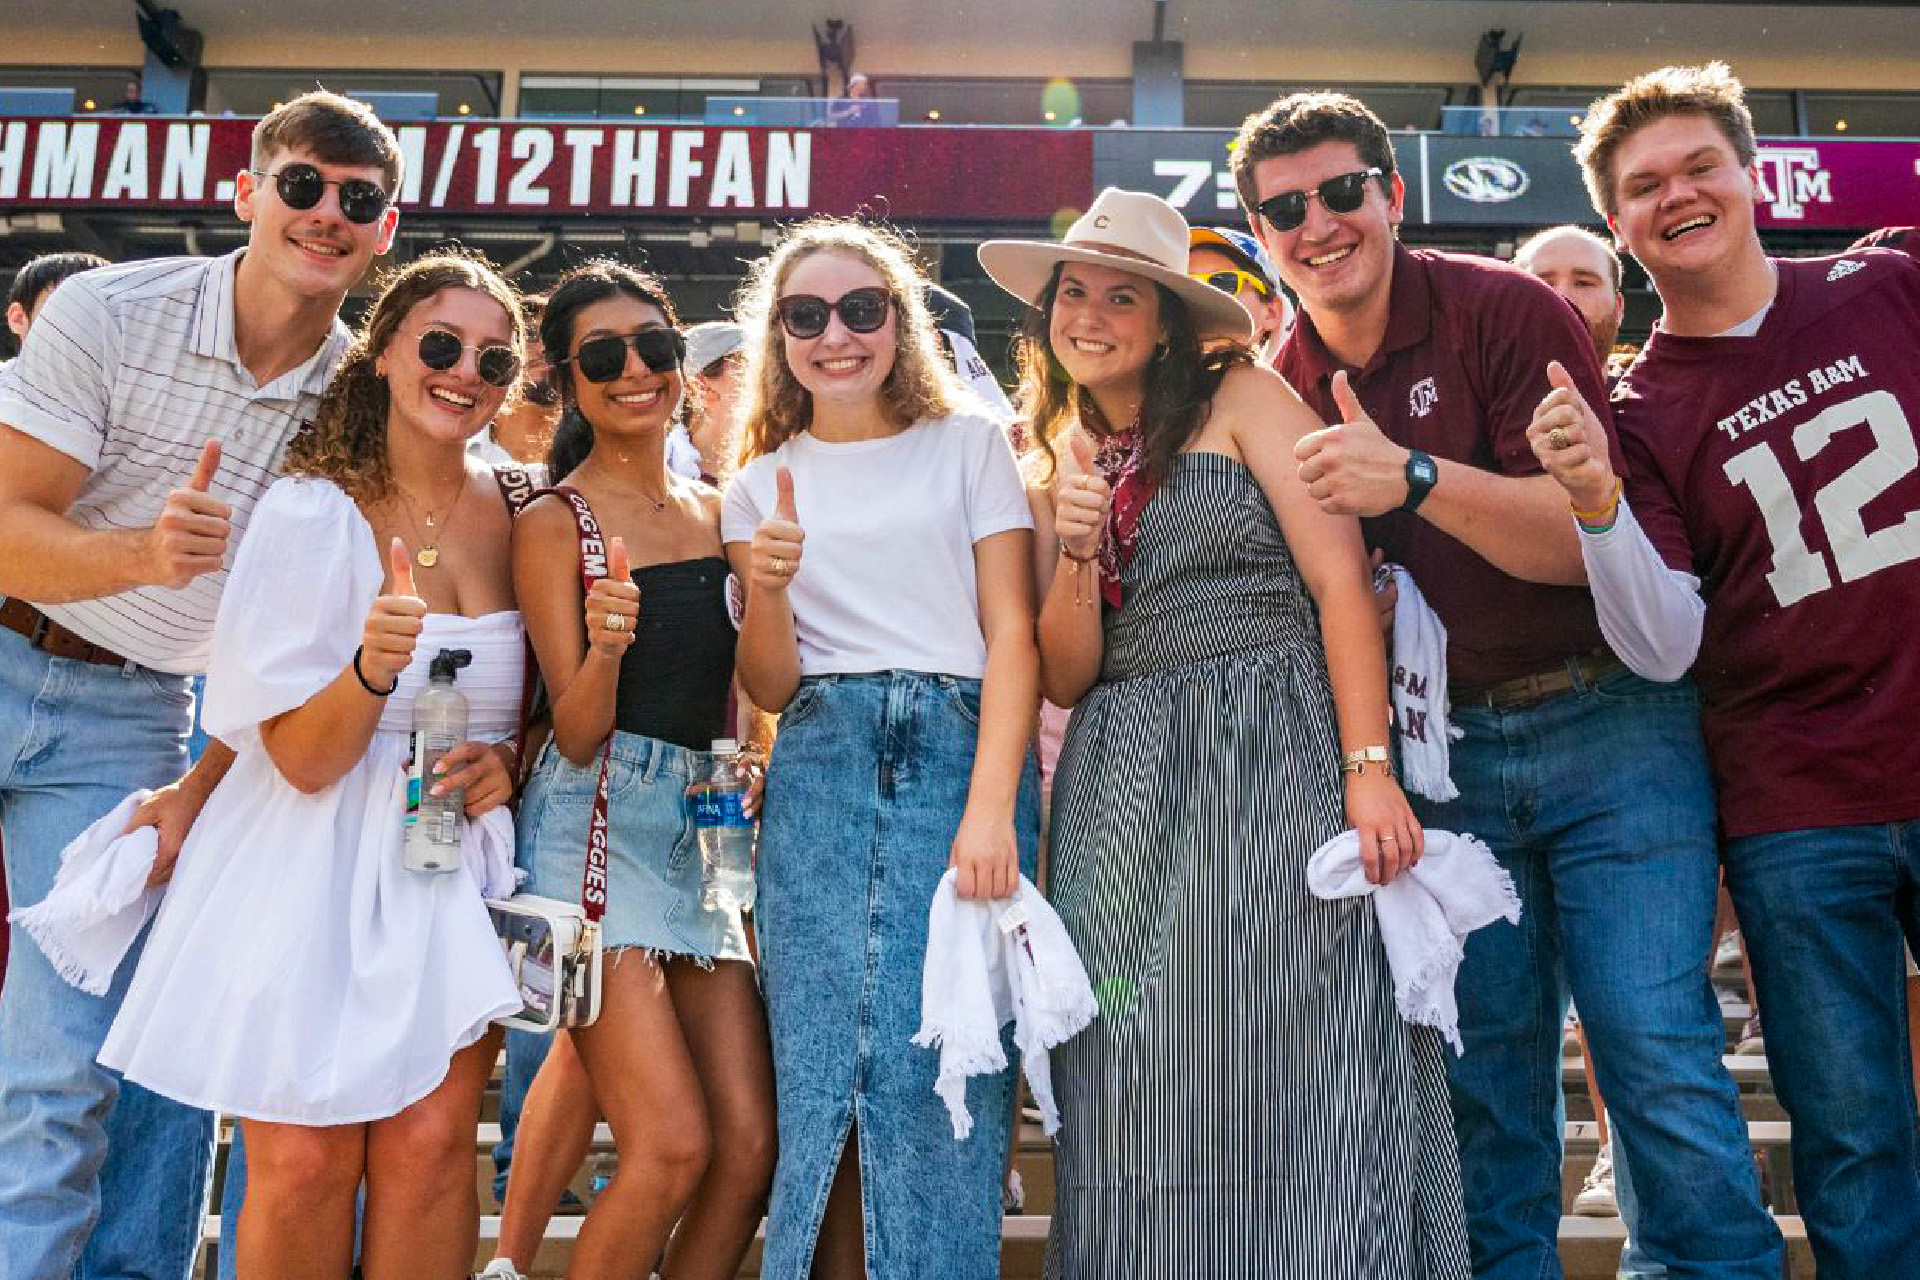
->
[1045,453,1471,1280]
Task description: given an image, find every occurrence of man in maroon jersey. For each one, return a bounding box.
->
[1536,62,1920,1280]
[1235,91,1779,1280]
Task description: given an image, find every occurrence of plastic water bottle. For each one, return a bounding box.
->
[688,738,757,912]
[404,648,471,873]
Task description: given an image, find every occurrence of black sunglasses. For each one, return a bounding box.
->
[774,287,892,340]
[252,163,391,225]
[559,329,686,384]
[413,328,521,388]
[1253,167,1385,232]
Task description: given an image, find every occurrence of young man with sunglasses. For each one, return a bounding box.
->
[0,90,399,1280]
[1188,225,1294,361]
[1238,92,1780,1280]
[1534,64,1920,1280]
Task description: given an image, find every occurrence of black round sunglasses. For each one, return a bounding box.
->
[412,328,521,388]
[252,163,392,225]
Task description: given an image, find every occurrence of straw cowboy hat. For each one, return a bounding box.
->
[978,188,1254,342]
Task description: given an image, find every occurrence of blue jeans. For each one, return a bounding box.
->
[1413,668,1780,1280]
[1722,822,1920,1280]
[0,627,215,1280]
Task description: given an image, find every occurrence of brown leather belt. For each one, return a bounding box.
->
[1454,650,1623,711]
[0,598,135,669]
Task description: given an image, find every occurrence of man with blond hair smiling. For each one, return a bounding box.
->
[1534,61,1920,1280]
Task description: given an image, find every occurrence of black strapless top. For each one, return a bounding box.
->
[613,556,736,751]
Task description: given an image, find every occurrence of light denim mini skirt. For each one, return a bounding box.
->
[755,670,1041,1280]
[516,731,751,964]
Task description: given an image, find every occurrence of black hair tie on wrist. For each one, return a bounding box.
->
[353,645,398,696]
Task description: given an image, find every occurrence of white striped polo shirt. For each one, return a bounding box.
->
[0,250,351,674]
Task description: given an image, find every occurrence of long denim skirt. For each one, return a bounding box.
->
[756,670,1040,1280]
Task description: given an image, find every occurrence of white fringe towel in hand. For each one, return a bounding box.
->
[9,791,162,996]
[1307,828,1520,1054]
[1385,563,1463,802]
[913,870,1097,1139]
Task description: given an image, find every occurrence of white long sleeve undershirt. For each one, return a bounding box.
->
[1577,498,1707,683]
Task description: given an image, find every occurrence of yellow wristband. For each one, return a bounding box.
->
[1571,479,1622,523]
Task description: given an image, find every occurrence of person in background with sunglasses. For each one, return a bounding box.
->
[1187,225,1294,362]
[470,291,563,472]
[677,320,749,484]
[721,218,1039,1280]
[0,91,401,1280]
[94,251,528,1279]
[1243,92,1781,1280]
[484,260,774,1280]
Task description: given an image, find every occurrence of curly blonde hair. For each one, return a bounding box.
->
[284,250,523,504]
[733,218,961,466]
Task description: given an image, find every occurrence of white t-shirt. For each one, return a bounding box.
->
[721,410,1032,679]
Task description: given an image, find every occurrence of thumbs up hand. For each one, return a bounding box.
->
[1527,360,1617,515]
[360,537,429,690]
[585,535,642,656]
[145,439,234,588]
[1053,429,1111,563]
[1293,370,1413,518]
[750,465,806,595]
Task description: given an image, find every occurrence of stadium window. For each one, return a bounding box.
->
[518,77,800,122]
[886,78,1129,127]
[1803,91,1920,138]
[1508,85,1795,137]
[203,70,499,118]
[1187,82,1454,131]
[0,65,139,114]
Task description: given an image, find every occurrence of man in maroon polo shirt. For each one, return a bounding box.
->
[1531,63,1920,1280]
[1234,92,1779,1280]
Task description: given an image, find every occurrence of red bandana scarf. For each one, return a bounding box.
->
[1090,420,1155,610]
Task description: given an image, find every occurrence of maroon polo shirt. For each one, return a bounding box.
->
[1276,243,1615,688]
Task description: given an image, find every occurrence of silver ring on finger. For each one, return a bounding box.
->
[1548,427,1572,451]
[606,613,626,633]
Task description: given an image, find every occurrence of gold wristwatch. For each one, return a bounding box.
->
[1341,745,1394,778]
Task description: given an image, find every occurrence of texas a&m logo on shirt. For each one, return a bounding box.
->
[1408,377,1439,419]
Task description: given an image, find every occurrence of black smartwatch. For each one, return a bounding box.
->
[1402,449,1438,512]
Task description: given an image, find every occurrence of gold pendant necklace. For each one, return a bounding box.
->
[400,471,465,569]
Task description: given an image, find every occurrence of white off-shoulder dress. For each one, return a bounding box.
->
[98,477,524,1126]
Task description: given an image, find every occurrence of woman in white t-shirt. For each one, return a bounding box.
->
[720,219,1040,1280]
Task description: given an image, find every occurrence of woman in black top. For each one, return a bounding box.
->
[490,261,773,1280]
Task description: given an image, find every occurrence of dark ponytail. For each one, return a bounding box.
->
[539,259,682,484]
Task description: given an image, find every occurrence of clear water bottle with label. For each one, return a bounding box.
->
[688,738,757,912]
[403,648,472,874]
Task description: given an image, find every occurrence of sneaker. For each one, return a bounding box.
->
[1573,1142,1619,1217]
[477,1260,527,1280]
[1736,1009,1764,1056]
[1714,930,1745,975]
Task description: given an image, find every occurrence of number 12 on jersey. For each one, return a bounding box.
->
[1723,390,1920,607]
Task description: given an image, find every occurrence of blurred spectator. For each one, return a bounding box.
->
[469,292,558,470]
[926,284,1015,421]
[678,320,748,482]
[1188,226,1293,361]
[4,251,110,364]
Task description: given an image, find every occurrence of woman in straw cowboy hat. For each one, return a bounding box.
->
[980,189,1470,1279]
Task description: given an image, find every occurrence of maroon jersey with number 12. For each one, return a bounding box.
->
[1613,250,1920,837]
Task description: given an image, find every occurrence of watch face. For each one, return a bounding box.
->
[1411,456,1437,485]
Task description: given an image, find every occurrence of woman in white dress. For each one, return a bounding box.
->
[98,253,530,1280]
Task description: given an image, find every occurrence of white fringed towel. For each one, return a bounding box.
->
[1307,828,1520,1054]
[913,870,1097,1139]
[10,791,162,996]
[1385,563,1462,802]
